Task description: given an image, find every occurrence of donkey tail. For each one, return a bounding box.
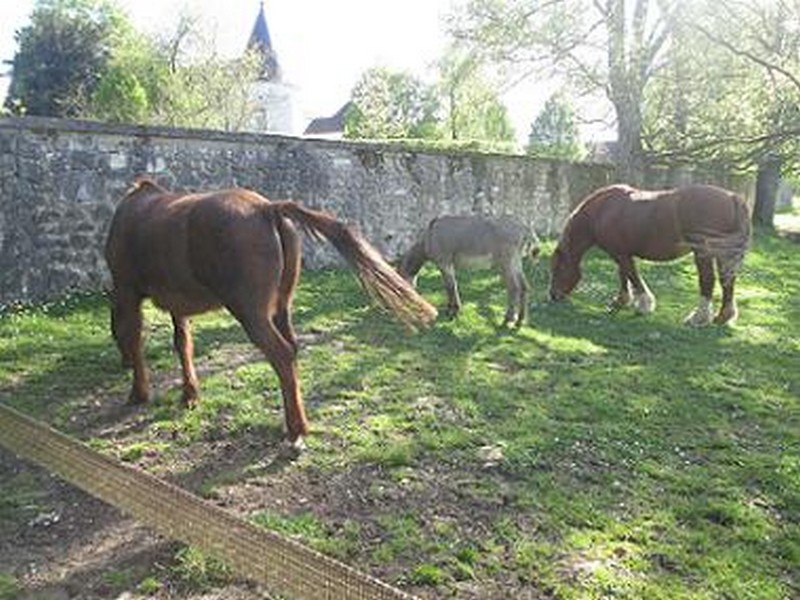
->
[264,201,438,329]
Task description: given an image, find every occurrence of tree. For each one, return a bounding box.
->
[344,67,441,140]
[450,0,676,182]
[4,0,126,117]
[437,49,515,145]
[83,11,263,131]
[643,0,800,226]
[526,92,584,159]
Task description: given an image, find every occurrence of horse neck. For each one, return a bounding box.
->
[400,239,428,278]
[563,209,595,260]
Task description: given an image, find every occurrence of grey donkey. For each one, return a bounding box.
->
[397,215,540,327]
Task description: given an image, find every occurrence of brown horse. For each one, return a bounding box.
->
[104,178,437,446]
[549,184,751,325]
[397,215,539,327]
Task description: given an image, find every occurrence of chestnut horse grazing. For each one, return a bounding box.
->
[397,215,540,327]
[549,184,751,326]
[105,178,437,445]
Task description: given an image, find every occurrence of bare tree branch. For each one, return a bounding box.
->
[690,20,800,94]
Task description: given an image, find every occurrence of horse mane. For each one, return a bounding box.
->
[575,184,636,212]
[125,175,168,198]
[559,184,634,254]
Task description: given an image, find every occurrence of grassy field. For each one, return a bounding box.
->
[1,230,798,599]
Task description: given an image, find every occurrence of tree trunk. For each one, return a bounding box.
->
[606,0,646,186]
[754,157,781,228]
[612,95,645,185]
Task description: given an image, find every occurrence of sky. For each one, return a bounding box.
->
[0,0,573,144]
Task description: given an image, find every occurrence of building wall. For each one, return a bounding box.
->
[0,116,754,306]
[250,80,296,134]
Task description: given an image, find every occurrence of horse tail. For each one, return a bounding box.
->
[263,201,438,329]
[684,193,751,280]
[724,193,752,278]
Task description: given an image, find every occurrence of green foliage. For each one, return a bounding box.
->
[438,48,516,143]
[83,12,262,129]
[345,67,441,140]
[345,55,516,146]
[450,0,663,179]
[5,3,264,129]
[644,1,800,175]
[4,0,128,116]
[0,573,21,600]
[408,563,445,586]
[171,546,231,591]
[102,568,134,592]
[90,65,150,122]
[251,511,360,560]
[527,92,585,159]
[136,576,161,595]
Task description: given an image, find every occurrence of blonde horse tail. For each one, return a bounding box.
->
[263,201,438,329]
[715,194,752,282]
[727,194,752,276]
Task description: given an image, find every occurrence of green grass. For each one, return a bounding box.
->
[0,573,21,600]
[1,231,798,599]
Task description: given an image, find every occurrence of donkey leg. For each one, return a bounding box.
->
[713,257,738,325]
[439,263,462,317]
[171,315,200,407]
[515,270,530,328]
[111,290,149,404]
[501,256,527,327]
[237,310,309,445]
[684,253,715,327]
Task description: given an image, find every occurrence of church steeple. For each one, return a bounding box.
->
[247,2,281,82]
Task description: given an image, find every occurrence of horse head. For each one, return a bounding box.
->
[549,244,581,301]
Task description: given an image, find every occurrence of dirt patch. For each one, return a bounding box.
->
[1,406,546,600]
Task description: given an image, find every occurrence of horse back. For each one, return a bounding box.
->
[106,187,286,315]
[672,185,748,233]
[591,184,748,261]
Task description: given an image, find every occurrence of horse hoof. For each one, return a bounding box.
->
[683,311,712,327]
[182,392,200,409]
[280,436,305,458]
[713,310,737,325]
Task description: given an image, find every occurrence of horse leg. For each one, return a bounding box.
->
[236,309,309,445]
[274,217,301,355]
[110,289,133,368]
[608,259,633,312]
[684,253,715,326]
[171,315,200,407]
[111,290,149,404]
[713,257,738,325]
[439,262,461,317]
[620,257,656,314]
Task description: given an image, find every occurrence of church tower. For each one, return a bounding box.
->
[247,2,294,134]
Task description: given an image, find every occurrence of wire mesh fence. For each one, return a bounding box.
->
[0,402,417,600]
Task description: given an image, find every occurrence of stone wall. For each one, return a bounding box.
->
[0,116,753,306]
